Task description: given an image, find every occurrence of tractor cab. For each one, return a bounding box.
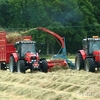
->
[14,41,36,58]
[82,36,100,55]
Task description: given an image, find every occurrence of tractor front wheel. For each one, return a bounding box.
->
[40,60,48,73]
[9,56,16,72]
[75,53,84,70]
[84,58,95,72]
[17,60,25,73]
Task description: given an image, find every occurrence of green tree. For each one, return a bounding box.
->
[0,0,100,54]
[0,0,10,27]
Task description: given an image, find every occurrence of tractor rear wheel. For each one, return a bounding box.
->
[9,56,16,72]
[75,53,84,70]
[84,58,95,72]
[17,60,25,73]
[40,60,48,73]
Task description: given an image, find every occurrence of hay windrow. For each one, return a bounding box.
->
[0,67,100,100]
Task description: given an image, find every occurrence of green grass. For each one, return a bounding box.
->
[40,54,53,59]
[40,54,75,59]
[67,54,75,59]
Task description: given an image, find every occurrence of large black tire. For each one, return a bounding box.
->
[40,60,48,73]
[75,53,84,70]
[9,56,16,72]
[17,60,25,73]
[84,58,95,72]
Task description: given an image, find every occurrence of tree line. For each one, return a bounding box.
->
[0,0,100,54]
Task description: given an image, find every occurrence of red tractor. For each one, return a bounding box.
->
[75,36,100,72]
[9,40,48,73]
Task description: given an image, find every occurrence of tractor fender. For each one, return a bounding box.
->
[77,50,86,60]
[10,53,19,62]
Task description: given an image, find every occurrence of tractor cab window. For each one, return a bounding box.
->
[89,40,100,53]
[82,40,87,53]
[16,45,20,52]
[14,43,20,53]
[21,43,36,56]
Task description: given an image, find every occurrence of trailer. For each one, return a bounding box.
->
[0,32,16,70]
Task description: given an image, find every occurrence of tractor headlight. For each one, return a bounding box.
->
[31,59,36,63]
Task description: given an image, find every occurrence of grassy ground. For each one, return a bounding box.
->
[40,54,75,59]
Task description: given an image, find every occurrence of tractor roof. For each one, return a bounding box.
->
[83,38,100,41]
[16,41,36,44]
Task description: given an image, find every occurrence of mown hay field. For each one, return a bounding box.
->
[0,61,100,100]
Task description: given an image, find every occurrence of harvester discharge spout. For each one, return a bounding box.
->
[36,27,75,69]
